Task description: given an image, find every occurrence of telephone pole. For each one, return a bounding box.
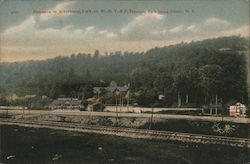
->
[247,49,250,108]
[149,106,154,130]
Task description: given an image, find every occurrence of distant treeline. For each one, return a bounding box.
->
[0,36,248,107]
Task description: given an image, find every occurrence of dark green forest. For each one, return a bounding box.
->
[0,36,249,108]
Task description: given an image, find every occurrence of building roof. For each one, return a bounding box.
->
[52,98,82,106]
[57,98,79,101]
[116,86,129,92]
[94,85,129,93]
[24,95,37,99]
[93,87,103,94]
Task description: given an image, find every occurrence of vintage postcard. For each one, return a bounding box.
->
[0,0,249,163]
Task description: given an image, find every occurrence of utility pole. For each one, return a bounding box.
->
[185,94,189,104]
[22,100,25,118]
[126,91,129,112]
[247,49,250,109]
[22,106,24,118]
[115,94,118,125]
[209,96,213,115]
[221,98,224,122]
[6,107,8,118]
[120,93,122,112]
[115,90,119,126]
[215,95,218,115]
[149,106,154,130]
[28,98,31,115]
[178,92,181,107]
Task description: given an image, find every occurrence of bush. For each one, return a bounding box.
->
[92,102,105,112]
[80,100,88,111]
[246,109,250,118]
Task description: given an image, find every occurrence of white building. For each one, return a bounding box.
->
[229,102,247,116]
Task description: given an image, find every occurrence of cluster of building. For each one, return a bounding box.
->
[3,86,248,117]
[50,85,130,110]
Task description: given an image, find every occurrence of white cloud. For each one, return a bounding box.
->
[35,25,117,41]
[3,16,36,36]
[99,30,108,34]
[204,17,230,30]
[86,26,95,31]
[171,24,250,44]
[169,25,183,33]
[106,33,117,39]
[151,29,167,35]
[218,25,249,37]
[39,2,76,22]
[121,12,166,40]
[187,25,198,32]
[2,15,118,47]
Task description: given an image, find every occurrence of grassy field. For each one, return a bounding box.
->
[0,125,249,164]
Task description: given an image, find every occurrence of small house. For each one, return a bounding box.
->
[229,102,247,116]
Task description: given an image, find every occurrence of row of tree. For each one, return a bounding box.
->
[0,36,248,108]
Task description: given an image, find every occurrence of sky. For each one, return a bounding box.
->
[0,0,249,62]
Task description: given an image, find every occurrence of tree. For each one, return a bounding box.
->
[198,64,223,103]
[92,102,105,112]
[83,85,94,99]
[94,50,100,58]
[153,72,174,107]
[0,36,247,108]
[110,80,118,87]
[135,89,158,107]
[130,63,156,89]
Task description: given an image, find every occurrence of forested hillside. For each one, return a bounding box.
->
[0,36,248,107]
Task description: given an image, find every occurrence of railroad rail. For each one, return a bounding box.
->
[0,119,249,148]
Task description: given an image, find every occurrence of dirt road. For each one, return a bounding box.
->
[0,109,249,123]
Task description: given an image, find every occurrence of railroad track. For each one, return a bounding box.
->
[0,119,249,148]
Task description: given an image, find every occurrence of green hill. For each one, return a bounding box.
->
[0,36,248,107]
